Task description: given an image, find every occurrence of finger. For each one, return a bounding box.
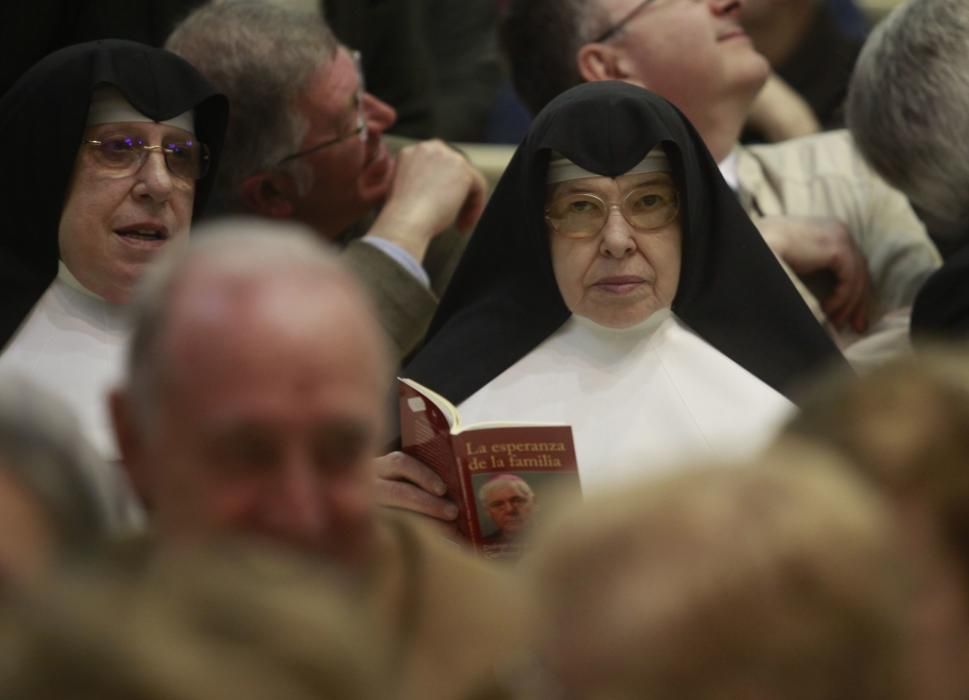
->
[832,263,869,331]
[850,271,873,333]
[374,451,447,496]
[821,276,854,328]
[456,169,487,234]
[375,479,459,521]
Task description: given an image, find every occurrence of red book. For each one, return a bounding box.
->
[398,378,581,560]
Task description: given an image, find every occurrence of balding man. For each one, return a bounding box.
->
[109,219,526,700]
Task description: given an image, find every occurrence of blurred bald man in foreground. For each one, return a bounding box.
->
[109,218,527,700]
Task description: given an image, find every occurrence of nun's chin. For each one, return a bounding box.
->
[571,298,672,330]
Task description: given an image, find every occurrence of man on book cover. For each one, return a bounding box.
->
[478,475,536,552]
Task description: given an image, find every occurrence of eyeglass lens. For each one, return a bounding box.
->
[87,136,208,179]
[547,180,679,238]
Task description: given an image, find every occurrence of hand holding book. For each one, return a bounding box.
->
[394,378,581,559]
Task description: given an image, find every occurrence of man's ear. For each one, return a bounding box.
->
[109,388,152,509]
[577,44,645,87]
[239,171,296,219]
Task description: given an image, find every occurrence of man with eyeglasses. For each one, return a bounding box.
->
[501,0,942,368]
[167,2,487,361]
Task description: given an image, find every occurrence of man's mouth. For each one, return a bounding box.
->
[717,27,748,42]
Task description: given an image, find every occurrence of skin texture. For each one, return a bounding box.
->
[58,122,195,304]
[548,173,682,328]
[581,0,770,162]
[0,468,54,587]
[242,47,486,262]
[113,265,389,570]
[286,48,398,238]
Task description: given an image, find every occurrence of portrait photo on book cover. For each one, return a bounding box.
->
[473,471,578,560]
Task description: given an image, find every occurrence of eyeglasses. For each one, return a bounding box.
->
[545,178,679,239]
[83,135,210,180]
[592,0,657,43]
[276,50,368,166]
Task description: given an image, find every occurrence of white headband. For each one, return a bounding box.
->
[547,146,670,184]
[86,86,195,134]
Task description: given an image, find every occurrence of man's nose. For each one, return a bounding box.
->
[262,460,326,546]
[599,207,637,258]
[363,92,396,136]
[709,0,741,16]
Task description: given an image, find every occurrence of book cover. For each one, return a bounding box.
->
[399,378,580,559]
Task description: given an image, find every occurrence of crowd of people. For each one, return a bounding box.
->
[1,0,967,698]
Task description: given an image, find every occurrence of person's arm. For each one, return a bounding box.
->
[366,139,486,263]
[348,139,486,360]
[755,214,872,332]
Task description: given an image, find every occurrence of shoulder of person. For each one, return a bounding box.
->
[742,129,878,184]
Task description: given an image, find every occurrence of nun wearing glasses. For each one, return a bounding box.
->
[0,39,227,469]
[395,81,845,500]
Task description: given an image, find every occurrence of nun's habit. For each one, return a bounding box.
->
[404,82,845,490]
[0,40,227,459]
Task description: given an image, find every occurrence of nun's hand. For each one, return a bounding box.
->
[367,140,487,263]
[756,215,872,333]
[374,451,460,522]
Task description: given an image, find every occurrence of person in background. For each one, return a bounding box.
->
[846,0,969,339]
[166,1,486,360]
[0,40,227,466]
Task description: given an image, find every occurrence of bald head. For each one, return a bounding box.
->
[112,219,390,567]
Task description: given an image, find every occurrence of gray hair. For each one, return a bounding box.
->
[165,1,340,208]
[0,376,109,550]
[500,0,612,115]
[124,217,378,433]
[846,0,969,224]
[478,474,535,505]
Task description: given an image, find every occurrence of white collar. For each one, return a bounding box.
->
[58,260,106,301]
[718,149,740,192]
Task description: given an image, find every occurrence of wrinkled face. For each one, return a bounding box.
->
[597,0,769,125]
[548,172,682,328]
[288,48,398,239]
[130,270,387,570]
[58,121,195,304]
[484,482,535,536]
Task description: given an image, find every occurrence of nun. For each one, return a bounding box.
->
[0,40,227,465]
[391,81,846,501]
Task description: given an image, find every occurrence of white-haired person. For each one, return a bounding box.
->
[846,0,969,341]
